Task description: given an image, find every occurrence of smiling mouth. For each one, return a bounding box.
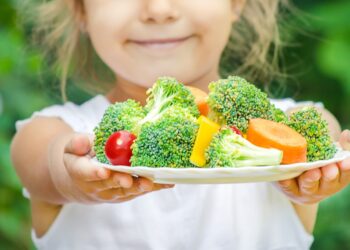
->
[128,35,193,50]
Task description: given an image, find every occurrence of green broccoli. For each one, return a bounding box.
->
[94,77,199,166]
[287,107,337,162]
[134,77,199,133]
[131,107,199,168]
[94,99,146,163]
[206,128,283,167]
[270,104,288,123]
[207,76,273,133]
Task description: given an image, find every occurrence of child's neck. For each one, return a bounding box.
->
[106,78,148,105]
[106,70,220,105]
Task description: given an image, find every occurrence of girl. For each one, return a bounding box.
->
[11,0,350,249]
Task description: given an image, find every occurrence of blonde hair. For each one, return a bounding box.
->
[28,0,290,101]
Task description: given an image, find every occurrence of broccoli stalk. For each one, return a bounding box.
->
[130,77,201,167]
[206,128,283,167]
[134,77,200,133]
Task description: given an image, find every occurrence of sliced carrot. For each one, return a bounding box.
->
[186,86,209,116]
[247,118,307,164]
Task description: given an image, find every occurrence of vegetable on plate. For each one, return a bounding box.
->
[190,116,221,167]
[247,118,307,164]
[105,131,137,166]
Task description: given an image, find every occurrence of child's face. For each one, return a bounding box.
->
[83,0,242,87]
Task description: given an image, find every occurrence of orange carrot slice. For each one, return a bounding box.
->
[247,118,307,164]
[187,86,209,116]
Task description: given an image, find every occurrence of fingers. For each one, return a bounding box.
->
[95,177,173,202]
[298,168,322,196]
[319,164,340,195]
[90,172,134,192]
[64,133,94,156]
[64,153,111,181]
[338,157,350,185]
[339,130,350,150]
[276,160,350,205]
[278,178,299,197]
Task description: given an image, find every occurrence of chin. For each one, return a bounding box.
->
[119,71,192,89]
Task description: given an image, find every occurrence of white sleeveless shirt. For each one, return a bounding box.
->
[16,96,319,250]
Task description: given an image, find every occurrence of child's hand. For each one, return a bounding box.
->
[275,130,350,204]
[51,133,173,204]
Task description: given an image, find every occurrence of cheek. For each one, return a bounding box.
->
[192,2,233,48]
[85,2,137,71]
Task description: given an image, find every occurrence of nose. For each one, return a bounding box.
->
[140,0,180,24]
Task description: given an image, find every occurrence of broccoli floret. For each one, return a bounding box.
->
[206,128,283,167]
[270,104,288,123]
[94,77,199,165]
[131,107,199,168]
[134,77,199,133]
[287,107,337,162]
[207,76,273,133]
[94,99,146,163]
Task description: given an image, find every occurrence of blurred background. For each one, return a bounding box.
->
[0,0,349,249]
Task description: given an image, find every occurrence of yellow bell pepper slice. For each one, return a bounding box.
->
[190,116,221,167]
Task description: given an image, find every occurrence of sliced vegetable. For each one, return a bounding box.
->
[105,131,137,166]
[190,116,221,167]
[186,86,209,116]
[247,118,307,164]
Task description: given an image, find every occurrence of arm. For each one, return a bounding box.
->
[276,106,347,234]
[11,116,170,204]
[11,117,75,204]
[11,117,172,236]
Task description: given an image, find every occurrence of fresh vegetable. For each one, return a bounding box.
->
[206,128,283,167]
[190,116,221,167]
[94,99,146,164]
[94,77,199,165]
[95,75,336,168]
[247,118,307,164]
[133,77,200,134]
[105,131,136,166]
[207,76,273,133]
[287,107,337,161]
[229,126,243,137]
[130,77,200,168]
[186,86,209,116]
[131,107,199,168]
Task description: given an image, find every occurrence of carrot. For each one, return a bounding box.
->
[247,118,307,164]
[186,86,209,116]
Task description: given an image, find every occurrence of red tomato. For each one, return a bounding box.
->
[230,126,243,137]
[105,131,137,166]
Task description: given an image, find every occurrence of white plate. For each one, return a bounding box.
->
[92,149,350,184]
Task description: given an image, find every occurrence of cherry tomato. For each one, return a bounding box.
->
[105,131,137,166]
[230,126,243,137]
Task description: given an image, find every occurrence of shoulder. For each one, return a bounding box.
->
[270,98,324,112]
[16,95,110,133]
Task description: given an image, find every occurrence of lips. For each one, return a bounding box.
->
[128,35,193,50]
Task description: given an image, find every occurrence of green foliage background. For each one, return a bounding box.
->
[0,0,349,249]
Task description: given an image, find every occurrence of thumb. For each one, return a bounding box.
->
[339,130,350,151]
[64,133,94,156]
